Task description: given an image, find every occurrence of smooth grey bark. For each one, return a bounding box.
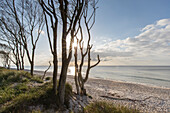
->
[74,0,100,95]
[39,0,95,106]
[39,0,58,94]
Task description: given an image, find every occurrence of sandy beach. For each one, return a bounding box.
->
[33,70,170,113]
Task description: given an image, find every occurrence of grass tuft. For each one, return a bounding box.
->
[0,67,73,113]
[83,101,140,113]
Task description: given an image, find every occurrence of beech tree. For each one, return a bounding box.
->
[74,0,100,95]
[0,0,44,74]
[57,0,85,106]
[0,14,25,70]
[0,1,25,70]
[39,0,97,106]
[13,0,44,75]
[38,0,59,94]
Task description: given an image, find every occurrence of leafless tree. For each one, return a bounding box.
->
[39,0,96,106]
[0,1,25,70]
[38,0,59,94]
[74,0,100,95]
[0,0,44,74]
[57,0,85,106]
[0,16,25,70]
[15,0,44,75]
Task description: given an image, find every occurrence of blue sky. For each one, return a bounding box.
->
[25,0,170,66]
[92,0,170,40]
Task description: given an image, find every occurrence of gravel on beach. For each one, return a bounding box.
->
[34,71,170,113]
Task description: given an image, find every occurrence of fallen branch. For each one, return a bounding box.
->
[42,61,51,80]
[100,95,154,102]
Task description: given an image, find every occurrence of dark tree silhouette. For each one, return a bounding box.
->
[39,0,97,106]
[38,0,59,94]
[0,2,25,70]
[0,0,44,74]
[74,0,100,95]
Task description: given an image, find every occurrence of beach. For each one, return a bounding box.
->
[34,70,170,113]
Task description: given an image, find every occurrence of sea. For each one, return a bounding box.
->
[24,66,170,88]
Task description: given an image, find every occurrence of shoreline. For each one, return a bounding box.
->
[89,76,170,90]
[32,69,170,90]
[32,70,170,113]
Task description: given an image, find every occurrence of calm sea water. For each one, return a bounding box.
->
[24,66,170,88]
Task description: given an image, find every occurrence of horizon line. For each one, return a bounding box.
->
[20,65,170,67]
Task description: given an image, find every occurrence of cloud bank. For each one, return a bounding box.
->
[92,19,170,65]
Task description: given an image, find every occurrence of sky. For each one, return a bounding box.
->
[6,0,170,66]
[89,0,170,66]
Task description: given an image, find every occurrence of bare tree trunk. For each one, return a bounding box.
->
[16,48,20,70]
[18,53,21,70]
[58,29,68,105]
[16,62,19,70]
[58,63,68,105]
[40,1,59,93]
[21,56,24,70]
[52,21,58,93]
[20,43,25,70]
[30,61,34,76]
[58,0,69,104]
[74,46,80,95]
[53,54,58,94]
[30,47,35,75]
[39,0,88,107]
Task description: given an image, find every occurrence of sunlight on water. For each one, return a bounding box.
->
[68,66,75,75]
[22,66,170,88]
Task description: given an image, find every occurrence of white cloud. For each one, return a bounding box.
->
[142,24,155,31]
[93,18,170,65]
[156,19,170,26]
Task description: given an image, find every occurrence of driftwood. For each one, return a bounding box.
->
[100,95,165,103]
[42,61,51,80]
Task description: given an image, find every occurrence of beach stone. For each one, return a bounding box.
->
[32,71,170,113]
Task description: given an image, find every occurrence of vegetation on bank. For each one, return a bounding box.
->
[83,101,140,113]
[0,67,72,113]
[0,67,140,113]
[0,0,99,106]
